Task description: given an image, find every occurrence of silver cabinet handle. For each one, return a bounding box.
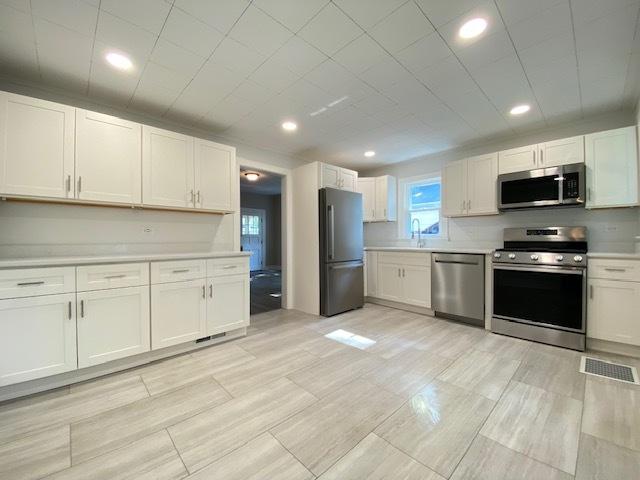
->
[533,151,536,165]
[66,175,71,193]
[402,268,405,277]
[80,299,84,318]
[190,190,195,204]
[222,265,237,270]
[209,284,213,298]
[202,285,206,299]
[172,269,189,274]
[604,267,626,272]
[468,199,471,211]
[196,190,201,204]
[104,274,126,279]
[77,176,82,193]
[397,268,401,277]
[17,281,45,286]
[68,301,72,319]
[539,150,544,165]
[589,285,594,299]
[461,200,465,211]
[383,208,386,218]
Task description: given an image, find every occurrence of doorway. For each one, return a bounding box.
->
[239,168,283,315]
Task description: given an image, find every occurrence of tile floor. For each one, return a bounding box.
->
[1,304,639,479]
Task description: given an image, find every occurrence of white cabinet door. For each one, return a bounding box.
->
[0,92,75,199]
[539,136,584,168]
[467,153,498,216]
[377,263,403,302]
[207,274,249,336]
[498,144,537,174]
[585,126,639,209]
[194,138,235,211]
[321,163,341,188]
[340,168,358,191]
[442,159,467,217]
[588,279,640,346]
[142,126,195,208]
[77,286,150,368]
[402,265,431,308]
[0,293,76,386]
[151,279,206,349]
[358,178,376,221]
[374,175,396,221]
[76,109,142,204]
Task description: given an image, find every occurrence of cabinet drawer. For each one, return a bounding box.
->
[0,267,75,300]
[77,262,149,291]
[378,252,431,267]
[207,257,249,277]
[589,259,640,282]
[150,259,206,284]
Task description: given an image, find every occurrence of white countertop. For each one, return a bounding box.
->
[364,246,495,255]
[0,251,250,269]
[588,252,640,260]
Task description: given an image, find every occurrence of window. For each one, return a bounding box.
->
[399,175,442,238]
[241,214,261,235]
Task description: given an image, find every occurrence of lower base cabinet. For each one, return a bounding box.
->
[588,278,640,345]
[77,286,150,368]
[207,274,250,335]
[0,293,77,386]
[151,279,207,350]
[376,252,431,309]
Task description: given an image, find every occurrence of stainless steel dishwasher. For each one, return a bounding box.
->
[431,253,485,326]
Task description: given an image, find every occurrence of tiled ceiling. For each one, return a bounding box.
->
[1,0,639,169]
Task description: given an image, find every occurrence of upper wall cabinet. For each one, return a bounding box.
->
[142,126,195,209]
[319,163,358,192]
[498,136,584,174]
[358,178,376,222]
[0,91,75,199]
[443,153,498,217]
[76,109,142,204]
[194,139,235,211]
[585,126,639,209]
[358,175,397,222]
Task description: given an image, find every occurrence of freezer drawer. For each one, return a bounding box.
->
[320,261,364,317]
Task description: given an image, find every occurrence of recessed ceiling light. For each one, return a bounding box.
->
[364,151,376,157]
[244,172,260,182]
[459,17,488,39]
[510,104,531,115]
[105,51,133,71]
[282,121,297,131]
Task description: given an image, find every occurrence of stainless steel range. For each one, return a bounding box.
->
[492,227,587,351]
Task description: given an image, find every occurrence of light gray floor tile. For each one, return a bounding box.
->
[186,432,313,480]
[438,349,520,401]
[582,377,640,452]
[0,425,69,480]
[319,432,445,480]
[412,322,486,359]
[474,333,532,361]
[48,430,186,480]
[575,433,640,480]
[287,347,384,398]
[71,378,230,464]
[481,380,583,474]
[0,386,70,414]
[168,377,317,473]
[450,434,572,480]
[0,375,148,445]
[272,379,404,476]
[376,380,495,478]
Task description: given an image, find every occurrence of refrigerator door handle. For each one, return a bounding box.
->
[328,262,363,270]
[327,204,335,260]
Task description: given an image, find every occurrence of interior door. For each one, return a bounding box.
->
[467,153,498,215]
[194,139,234,211]
[442,159,467,216]
[76,109,142,204]
[241,208,265,271]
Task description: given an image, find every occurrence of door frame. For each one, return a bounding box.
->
[237,157,291,309]
[241,207,266,271]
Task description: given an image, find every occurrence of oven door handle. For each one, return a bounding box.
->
[493,264,585,275]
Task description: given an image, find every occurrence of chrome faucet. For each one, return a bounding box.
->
[411,218,423,248]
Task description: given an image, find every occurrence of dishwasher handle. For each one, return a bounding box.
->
[434,259,480,266]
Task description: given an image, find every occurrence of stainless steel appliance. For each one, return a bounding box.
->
[431,253,485,326]
[492,226,587,351]
[498,163,585,211]
[319,188,364,316]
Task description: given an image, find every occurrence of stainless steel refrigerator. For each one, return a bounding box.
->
[319,187,364,316]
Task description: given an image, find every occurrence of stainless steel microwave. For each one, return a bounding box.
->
[498,163,585,211]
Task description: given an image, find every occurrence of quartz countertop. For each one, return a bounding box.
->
[0,251,250,269]
[364,246,495,255]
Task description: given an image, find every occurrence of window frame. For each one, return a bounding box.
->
[397,174,444,240]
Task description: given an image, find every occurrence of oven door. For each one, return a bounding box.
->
[499,166,563,210]
[493,264,586,333]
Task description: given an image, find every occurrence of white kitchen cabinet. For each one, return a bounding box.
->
[402,264,430,308]
[588,278,640,346]
[0,293,76,386]
[498,144,537,174]
[75,109,142,204]
[151,278,207,350]
[585,126,639,209]
[319,163,358,191]
[340,168,358,191]
[194,138,235,211]
[0,91,75,199]
[375,252,431,308]
[377,262,404,302]
[77,286,150,368]
[538,136,584,168]
[142,126,195,208]
[207,274,249,335]
[442,154,497,217]
[358,175,397,222]
[358,178,376,222]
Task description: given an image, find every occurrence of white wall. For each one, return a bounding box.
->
[363,110,640,253]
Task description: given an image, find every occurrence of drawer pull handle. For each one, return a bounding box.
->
[604,268,626,272]
[68,301,72,319]
[172,269,190,273]
[222,265,237,270]
[209,284,213,298]
[80,299,84,318]
[104,274,126,279]
[202,285,206,299]
[17,281,45,287]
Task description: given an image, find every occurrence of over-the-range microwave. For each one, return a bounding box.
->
[498,163,585,211]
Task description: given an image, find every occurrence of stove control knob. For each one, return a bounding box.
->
[555,255,564,262]
[493,252,501,259]
[508,253,516,260]
[530,254,539,261]
[573,255,583,263]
